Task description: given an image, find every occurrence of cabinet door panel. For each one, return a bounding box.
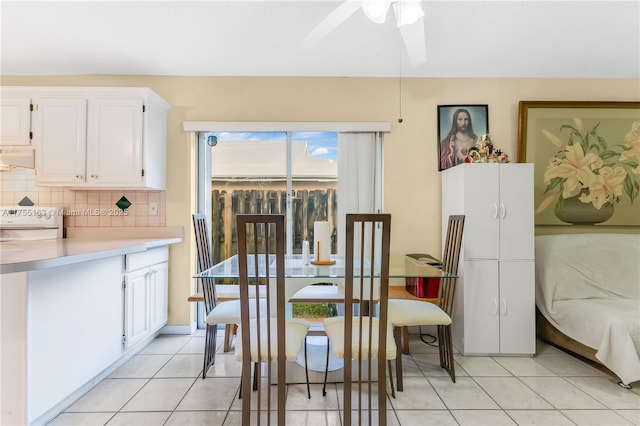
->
[148,262,168,333]
[87,98,143,185]
[463,164,500,259]
[33,97,87,183]
[499,261,535,354]
[499,165,534,260]
[1,97,31,145]
[462,260,500,354]
[125,269,148,348]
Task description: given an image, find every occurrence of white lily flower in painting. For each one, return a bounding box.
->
[621,120,640,162]
[543,144,601,199]
[541,129,564,148]
[578,166,627,209]
[537,119,640,214]
[573,117,584,133]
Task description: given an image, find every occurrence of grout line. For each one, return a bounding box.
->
[47,335,639,426]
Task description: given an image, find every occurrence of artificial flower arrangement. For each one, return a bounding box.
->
[535,119,640,214]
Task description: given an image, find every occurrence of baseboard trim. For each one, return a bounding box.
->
[160,323,196,335]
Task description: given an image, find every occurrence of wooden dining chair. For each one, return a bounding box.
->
[388,215,465,390]
[193,214,241,379]
[235,214,311,426]
[322,213,395,426]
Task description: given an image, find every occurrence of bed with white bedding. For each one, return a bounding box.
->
[535,233,640,387]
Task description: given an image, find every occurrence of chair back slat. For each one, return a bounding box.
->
[193,214,217,313]
[236,214,287,426]
[343,213,391,426]
[438,215,465,316]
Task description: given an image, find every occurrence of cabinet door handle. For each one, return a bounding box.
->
[76,175,83,179]
[493,299,499,315]
[501,298,507,315]
[499,203,506,219]
[91,174,98,179]
[491,203,499,219]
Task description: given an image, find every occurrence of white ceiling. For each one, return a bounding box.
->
[1,1,639,78]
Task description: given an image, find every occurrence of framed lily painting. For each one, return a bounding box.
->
[517,101,640,226]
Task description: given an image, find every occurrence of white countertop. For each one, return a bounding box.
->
[0,236,182,274]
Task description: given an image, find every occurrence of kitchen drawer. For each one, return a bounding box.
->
[125,246,168,271]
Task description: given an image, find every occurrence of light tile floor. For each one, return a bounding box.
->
[48,331,640,425]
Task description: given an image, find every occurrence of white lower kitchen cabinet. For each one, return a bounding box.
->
[456,260,535,355]
[148,261,169,332]
[123,246,169,348]
[124,266,150,348]
[18,256,123,424]
[0,233,180,426]
[1,245,172,425]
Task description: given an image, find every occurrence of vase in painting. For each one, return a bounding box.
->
[554,190,614,225]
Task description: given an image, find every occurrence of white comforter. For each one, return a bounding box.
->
[535,234,640,385]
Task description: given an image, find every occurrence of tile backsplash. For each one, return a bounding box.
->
[0,169,166,228]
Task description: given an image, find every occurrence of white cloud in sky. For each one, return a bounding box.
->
[311,147,329,156]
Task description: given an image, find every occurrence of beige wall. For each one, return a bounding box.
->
[3,75,638,329]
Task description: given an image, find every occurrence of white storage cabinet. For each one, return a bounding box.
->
[442,163,535,355]
[123,246,169,348]
[0,92,32,146]
[1,86,169,189]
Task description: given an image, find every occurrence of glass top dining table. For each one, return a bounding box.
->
[194,253,454,304]
[195,252,453,280]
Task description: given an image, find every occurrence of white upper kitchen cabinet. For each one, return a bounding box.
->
[86,97,145,186]
[6,87,170,189]
[0,93,32,146]
[442,163,535,355]
[32,97,88,184]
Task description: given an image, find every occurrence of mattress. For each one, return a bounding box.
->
[535,233,640,385]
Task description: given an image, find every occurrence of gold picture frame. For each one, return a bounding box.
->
[517,101,640,226]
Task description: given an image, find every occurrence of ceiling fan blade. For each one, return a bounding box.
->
[399,17,427,65]
[300,1,362,49]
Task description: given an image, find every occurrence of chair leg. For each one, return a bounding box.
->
[304,337,311,399]
[202,323,217,379]
[322,335,330,397]
[252,362,259,391]
[402,326,410,354]
[238,361,259,399]
[393,326,404,392]
[223,324,236,352]
[438,324,456,383]
[387,359,396,398]
[237,362,262,400]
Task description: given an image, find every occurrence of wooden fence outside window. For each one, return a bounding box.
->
[210,187,337,265]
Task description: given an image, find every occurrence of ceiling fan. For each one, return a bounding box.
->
[301,0,427,65]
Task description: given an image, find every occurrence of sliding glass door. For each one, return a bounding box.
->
[194,126,383,328]
[201,131,338,263]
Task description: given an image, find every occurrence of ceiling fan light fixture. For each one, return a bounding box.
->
[393,0,425,27]
[362,0,392,24]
